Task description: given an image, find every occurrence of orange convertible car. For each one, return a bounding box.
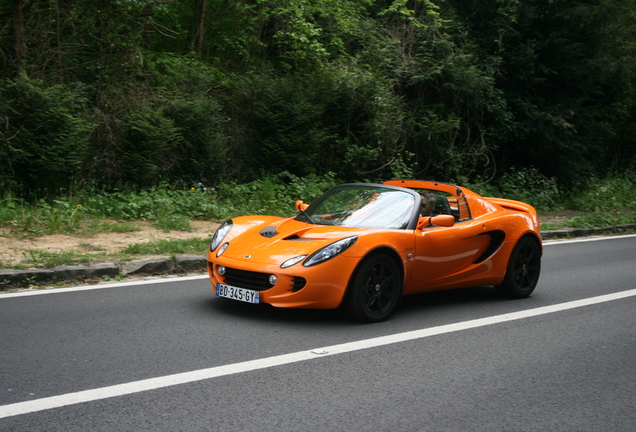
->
[207,180,542,322]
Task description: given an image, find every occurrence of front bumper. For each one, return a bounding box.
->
[207,254,360,309]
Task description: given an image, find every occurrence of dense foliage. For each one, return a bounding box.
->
[1,0,635,196]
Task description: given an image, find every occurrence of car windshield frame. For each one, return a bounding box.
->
[295,184,421,230]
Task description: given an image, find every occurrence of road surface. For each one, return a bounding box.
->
[1,235,635,431]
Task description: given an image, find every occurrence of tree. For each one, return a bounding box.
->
[448,0,636,186]
[9,0,27,78]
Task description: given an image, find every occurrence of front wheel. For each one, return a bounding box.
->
[345,254,402,322]
[496,237,541,299]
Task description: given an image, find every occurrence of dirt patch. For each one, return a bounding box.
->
[537,210,582,225]
[0,220,220,268]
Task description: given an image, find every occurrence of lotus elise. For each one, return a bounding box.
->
[207,180,542,322]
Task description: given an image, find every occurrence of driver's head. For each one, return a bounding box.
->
[420,191,436,216]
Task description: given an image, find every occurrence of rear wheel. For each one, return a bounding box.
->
[345,254,402,322]
[496,237,541,299]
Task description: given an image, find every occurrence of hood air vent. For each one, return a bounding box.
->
[259,226,279,238]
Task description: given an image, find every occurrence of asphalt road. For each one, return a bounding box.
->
[1,235,635,431]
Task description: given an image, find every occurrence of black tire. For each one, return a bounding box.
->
[496,237,541,299]
[345,254,402,322]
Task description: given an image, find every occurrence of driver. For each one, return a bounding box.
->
[420,191,436,217]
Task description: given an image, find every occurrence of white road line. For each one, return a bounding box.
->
[0,274,209,299]
[2,287,635,419]
[2,233,635,299]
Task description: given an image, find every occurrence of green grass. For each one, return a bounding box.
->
[120,238,211,257]
[80,220,142,235]
[18,249,98,268]
[1,171,635,270]
[0,172,339,238]
[540,211,636,230]
[466,170,636,214]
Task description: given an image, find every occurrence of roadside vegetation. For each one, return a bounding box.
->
[0,172,338,237]
[1,1,635,281]
[1,171,634,271]
[466,170,636,230]
[2,0,636,197]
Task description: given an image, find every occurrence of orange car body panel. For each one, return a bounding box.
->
[207,180,542,309]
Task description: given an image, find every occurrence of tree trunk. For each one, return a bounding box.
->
[193,0,208,58]
[11,0,28,78]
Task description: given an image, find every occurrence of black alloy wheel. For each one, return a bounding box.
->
[496,237,541,299]
[346,254,402,322]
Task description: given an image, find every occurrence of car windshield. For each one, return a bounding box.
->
[296,185,416,229]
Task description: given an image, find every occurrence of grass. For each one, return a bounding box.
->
[1,170,635,271]
[465,169,636,230]
[540,211,636,230]
[19,249,97,268]
[0,172,338,237]
[120,238,211,257]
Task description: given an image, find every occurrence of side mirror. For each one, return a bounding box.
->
[417,214,455,230]
[295,200,309,212]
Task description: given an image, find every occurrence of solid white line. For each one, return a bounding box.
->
[0,274,209,299]
[1,287,635,419]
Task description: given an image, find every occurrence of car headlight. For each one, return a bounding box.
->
[303,236,358,267]
[210,220,233,251]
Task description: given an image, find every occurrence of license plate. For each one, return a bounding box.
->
[216,283,260,304]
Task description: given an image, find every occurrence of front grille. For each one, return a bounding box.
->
[222,267,274,291]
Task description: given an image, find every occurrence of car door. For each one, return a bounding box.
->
[411,219,492,283]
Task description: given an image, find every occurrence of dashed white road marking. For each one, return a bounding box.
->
[2,287,635,419]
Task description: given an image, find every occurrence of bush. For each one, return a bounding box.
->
[0,79,95,196]
[215,171,339,219]
[466,167,561,212]
[564,174,636,212]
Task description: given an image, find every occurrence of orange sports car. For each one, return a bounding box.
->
[207,180,542,322]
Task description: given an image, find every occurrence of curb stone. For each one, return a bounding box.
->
[540,223,636,239]
[0,268,55,286]
[54,262,120,280]
[122,257,177,275]
[2,224,635,289]
[176,255,208,271]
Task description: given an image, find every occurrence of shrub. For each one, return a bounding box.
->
[466,167,561,212]
[0,79,95,196]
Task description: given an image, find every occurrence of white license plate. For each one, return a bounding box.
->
[216,283,260,304]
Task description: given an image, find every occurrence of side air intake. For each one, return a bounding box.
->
[473,230,506,264]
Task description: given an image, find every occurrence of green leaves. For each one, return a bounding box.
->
[1,0,635,196]
[0,79,95,194]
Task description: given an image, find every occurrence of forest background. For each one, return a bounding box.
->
[1,0,636,223]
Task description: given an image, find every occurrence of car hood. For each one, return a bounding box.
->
[218,216,366,265]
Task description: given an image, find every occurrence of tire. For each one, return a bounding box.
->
[496,237,541,299]
[345,254,402,322]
